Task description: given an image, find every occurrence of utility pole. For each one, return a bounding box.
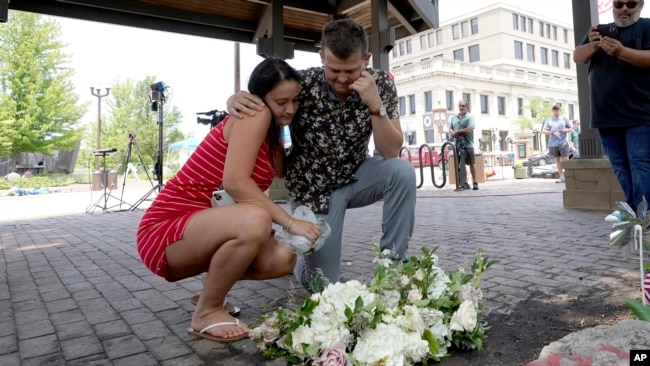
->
[234,42,241,92]
[90,87,110,169]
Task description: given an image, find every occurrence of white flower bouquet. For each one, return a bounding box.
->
[250,243,496,365]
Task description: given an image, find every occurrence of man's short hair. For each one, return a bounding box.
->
[321,18,368,59]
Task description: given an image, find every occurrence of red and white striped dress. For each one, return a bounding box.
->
[136,117,276,281]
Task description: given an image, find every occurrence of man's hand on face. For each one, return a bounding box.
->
[226,90,265,119]
[348,70,382,111]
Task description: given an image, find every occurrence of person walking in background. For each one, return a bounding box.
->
[543,104,572,183]
[227,18,416,291]
[568,120,580,159]
[573,0,650,213]
[136,57,321,343]
[448,99,478,190]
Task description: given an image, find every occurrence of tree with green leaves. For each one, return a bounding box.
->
[512,97,553,150]
[513,97,552,132]
[0,12,86,170]
[85,76,185,174]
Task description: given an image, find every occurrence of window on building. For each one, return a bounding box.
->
[469,44,480,62]
[424,91,432,112]
[399,97,406,116]
[563,52,571,69]
[461,21,469,38]
[521,16,527,32]
[514,41,523,59]
[517,98,523,116]
[399,41,405,56]
[452,24,460,40]
[471,17,479,34]
[480,94,489,114]
[436,29,443,45]
[539,21,545,37]
[497,97,506,115]
[552,50,559,66]
[462,93,471,109]
[526,43,535,62]
[406,39,412,54]
[513,14,519,30]
[420,35,427,50]
[553,25,558,40]
[408,94,416,114]
[446,90,454,111]
[541,47,548,65]
[428,32,435,47]
[528,18,533,34]
[392,48,397,58]
[568,104,574,120]
[564,28,568,43]
[453,48,464,61]
[546,24,551,38]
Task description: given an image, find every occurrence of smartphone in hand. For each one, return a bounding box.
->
[596,24,618,38]
[210,189,236,207]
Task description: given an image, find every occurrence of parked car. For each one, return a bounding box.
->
[400,145,451,168]
[524,150,554,166]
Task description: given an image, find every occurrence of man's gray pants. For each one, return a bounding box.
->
[293,156,416,290]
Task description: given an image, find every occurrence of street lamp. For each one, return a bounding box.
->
[90,86,110,169]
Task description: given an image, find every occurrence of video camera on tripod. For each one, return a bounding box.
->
[197,109,228,129]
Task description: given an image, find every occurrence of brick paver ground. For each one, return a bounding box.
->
[0,169,640,365]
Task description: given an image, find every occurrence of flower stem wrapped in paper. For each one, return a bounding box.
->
[275,206,331,256]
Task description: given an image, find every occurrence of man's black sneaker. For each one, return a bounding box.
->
[462,183,471,190]
[473,182,479,190]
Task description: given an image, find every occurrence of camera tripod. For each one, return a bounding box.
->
[85,148,121,214]
[130,89,166,210]
[114,134,155,210]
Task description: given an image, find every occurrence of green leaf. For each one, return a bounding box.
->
[283,354,301,364]
[355,296,364,310]
[423,329,439,356]
[624,298,650,321]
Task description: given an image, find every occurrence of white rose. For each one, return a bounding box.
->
[414,269,425,281]
[449,300,477,332]
[407,289,422,303]
[383,290,401,308]
[400,275,410,286]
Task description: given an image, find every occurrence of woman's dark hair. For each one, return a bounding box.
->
[247,56,300,167]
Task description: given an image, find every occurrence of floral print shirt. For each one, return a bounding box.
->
[285,67,399,213]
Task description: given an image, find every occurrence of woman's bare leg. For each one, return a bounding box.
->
[165,203,271,339]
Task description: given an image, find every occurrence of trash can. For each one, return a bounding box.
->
[108,169,118,190]
[514,167,528,179]
[91,170,103,191]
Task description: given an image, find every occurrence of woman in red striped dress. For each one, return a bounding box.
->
[136,57,322,343]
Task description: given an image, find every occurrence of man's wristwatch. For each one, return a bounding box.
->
[369,104,387,117]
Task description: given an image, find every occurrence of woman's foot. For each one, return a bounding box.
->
[190,295,241,316]
[189,308,249,341]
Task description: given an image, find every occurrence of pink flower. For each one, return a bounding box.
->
[314,342,351,366]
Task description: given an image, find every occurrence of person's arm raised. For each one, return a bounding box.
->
[226,91,265,119]
[573,26,600,64]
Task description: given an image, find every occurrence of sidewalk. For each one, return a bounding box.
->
[0,173,641,365]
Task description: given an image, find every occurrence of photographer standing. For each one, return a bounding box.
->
[449,100,478,190]
[573,0,650,213]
